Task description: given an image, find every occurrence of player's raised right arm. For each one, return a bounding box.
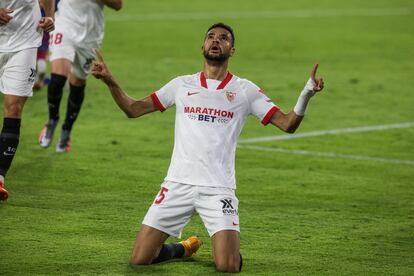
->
[91,50,158,118]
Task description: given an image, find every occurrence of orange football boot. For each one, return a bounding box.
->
[180,236,202,257]
[0,180,8,201]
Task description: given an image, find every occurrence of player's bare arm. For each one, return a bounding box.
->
[0,8,13,26]
[92,49,157,118]
[270,64,324,133]
[38,0,55,32]
[269,110,303,133]
[102,0,123,11]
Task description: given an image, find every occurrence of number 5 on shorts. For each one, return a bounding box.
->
[154,187,169,204]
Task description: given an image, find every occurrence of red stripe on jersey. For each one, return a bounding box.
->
[217,72,233,90]
[261,106,279,125]
[200,72,207,88]
[150,92,166,112]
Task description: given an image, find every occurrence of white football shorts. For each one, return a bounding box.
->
[143,181,240,238]
[49,25,98,80]
[0,48,37,97]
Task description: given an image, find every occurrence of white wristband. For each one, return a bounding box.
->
[293,78,317,116]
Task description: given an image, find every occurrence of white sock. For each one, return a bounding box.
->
[37,59,47,74]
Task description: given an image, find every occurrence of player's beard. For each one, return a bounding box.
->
[203,48,230,63]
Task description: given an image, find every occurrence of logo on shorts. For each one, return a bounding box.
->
[220,198,238,216]
[28,68,36,83]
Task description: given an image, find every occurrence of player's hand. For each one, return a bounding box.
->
[101,0,123,11]
[310,63,324,92]
[38,17,54,32]
[92,49,115,85]
[0,8,13,26]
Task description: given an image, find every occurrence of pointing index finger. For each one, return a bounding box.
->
[311,63,319,81]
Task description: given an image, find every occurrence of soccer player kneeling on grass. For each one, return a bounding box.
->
[92,23,325,273]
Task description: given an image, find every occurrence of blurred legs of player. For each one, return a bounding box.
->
[129,225,202,265]
[0,49,35,202]
[39,58,86,152]
[0,96,28,201]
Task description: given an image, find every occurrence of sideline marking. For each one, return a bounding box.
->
[106,8,414,22]
[238,145,414,166]
[239,122,414,144]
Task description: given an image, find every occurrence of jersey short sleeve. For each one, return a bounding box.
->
[244,80,280,125]
[150,77,181,112]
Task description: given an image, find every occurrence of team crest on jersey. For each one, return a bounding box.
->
[225,91,236,102]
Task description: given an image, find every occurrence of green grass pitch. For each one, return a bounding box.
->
[1,0,413,275]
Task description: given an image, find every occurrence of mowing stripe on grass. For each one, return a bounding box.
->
[239,122,414,144]
[238,145,414,166]
[106,7,414,22]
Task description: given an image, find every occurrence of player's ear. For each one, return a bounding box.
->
[230,47,235,57]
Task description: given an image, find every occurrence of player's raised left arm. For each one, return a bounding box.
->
[102,0,123,11]
[38,0,55,32]
[269,64,324,133]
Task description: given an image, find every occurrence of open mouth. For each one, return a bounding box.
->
[210,46,221,53]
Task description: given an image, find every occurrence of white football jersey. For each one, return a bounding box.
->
[0,0,42,52]
[55,0,105,46]
[151,72,279,189]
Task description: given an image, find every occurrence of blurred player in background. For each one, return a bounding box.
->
[32,24,49,91]
[33,0,60,91]
[92,23,325,272]
[0,0,54,201]
[39,0,122,153]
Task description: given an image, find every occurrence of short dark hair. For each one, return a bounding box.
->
[206,22,235,46]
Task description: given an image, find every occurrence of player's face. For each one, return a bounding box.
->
[202,27,235,62]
